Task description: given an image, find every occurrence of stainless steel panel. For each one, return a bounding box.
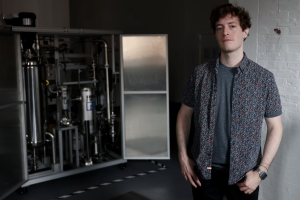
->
[0,33,20,106]
[122,36,167,91]
[0,104,27,199]
[124,94,168,158]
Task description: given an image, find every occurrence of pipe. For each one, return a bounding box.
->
[95,40,110,122]
[36,34,40,60]
[55,59,61,127]
[110,74,118,143]
[32,148,38,171]
[94,135,98,155]
[84,121,92,166]
[42,85,47,161]
[105,66,111,123]
[46,132,56,164]
[98,130,105,156]
[92,60,96,87]
[96,39,108,66]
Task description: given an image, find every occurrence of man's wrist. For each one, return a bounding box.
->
[255,168,268,180]
[259,166,268,173]
[178,151,188,160]
[259,164,269,172]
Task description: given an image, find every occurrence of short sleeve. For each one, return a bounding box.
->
[264,73,282,118]
[182,70,195,108]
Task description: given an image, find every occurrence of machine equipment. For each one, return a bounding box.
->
[0,24,169,199]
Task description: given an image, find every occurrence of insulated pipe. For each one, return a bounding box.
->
[46,132,56,164]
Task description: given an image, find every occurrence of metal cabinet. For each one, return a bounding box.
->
[0,29,169,199]
[0,32,28,200]
[120,35,170,159]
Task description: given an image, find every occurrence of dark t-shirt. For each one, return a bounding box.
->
[211,62,282,170]
[212,62,237,170]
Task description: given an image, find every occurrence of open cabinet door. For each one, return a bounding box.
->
[0,32,28,199]
[120,35,170,160]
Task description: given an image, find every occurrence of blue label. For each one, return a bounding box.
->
[86,101,96,111]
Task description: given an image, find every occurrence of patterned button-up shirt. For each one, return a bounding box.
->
[182,53,282,185]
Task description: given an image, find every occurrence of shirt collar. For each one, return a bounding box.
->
[215,52,249,73]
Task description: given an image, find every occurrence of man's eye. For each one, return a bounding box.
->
[231,26,236,28]
[216,28,222,31]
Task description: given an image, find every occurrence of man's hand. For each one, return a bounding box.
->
[237,170,262,194]
[178,155,201,188]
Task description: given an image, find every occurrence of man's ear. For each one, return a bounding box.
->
[244,28,250,38]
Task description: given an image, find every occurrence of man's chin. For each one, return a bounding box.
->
[220,49,235,53]
[220,47,240,54]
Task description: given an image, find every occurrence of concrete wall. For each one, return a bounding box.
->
[0,0,69,28]
[70,0,227,102]
[231,0,300,199]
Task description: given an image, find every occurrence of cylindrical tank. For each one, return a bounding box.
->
[24,60,44,147]
[81,88,97,134]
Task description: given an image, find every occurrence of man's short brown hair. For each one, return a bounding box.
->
[210,3,251,36]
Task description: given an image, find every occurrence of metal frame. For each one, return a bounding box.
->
[63,80,98,85]
[0,29,131,193]
[54,35,61,127]
[120,34,170,160]
[22,158,126,187]
[120,36,126,159]
[11,26,122,35]
[53,126,80,171]
[123,91,167,94]
[19,31,127,188]
[16,33,29,182]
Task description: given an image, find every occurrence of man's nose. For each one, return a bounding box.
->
[223,27,229,35]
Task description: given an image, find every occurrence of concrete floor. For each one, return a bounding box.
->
[5,103,195,200]
[5,150,193,200]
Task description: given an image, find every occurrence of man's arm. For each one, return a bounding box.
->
[176,104,194,157]
[237,115,283,194]
[260,115,283,170]
[176,103,201,188]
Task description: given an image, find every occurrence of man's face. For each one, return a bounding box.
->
[214,14,249,53]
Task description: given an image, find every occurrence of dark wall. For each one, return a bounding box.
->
[70,0,227,102]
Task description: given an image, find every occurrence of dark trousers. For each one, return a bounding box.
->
[192,168,259,200]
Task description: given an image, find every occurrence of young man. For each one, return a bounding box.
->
[176,4,283,200]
